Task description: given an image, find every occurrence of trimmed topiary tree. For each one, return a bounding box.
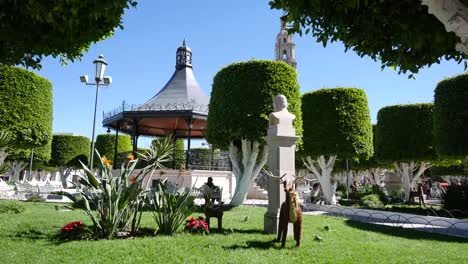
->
[434,73,468,159]
[207,60,302,206]
[94,134,132,165]
[0,66,53,149]
[375,103,435,201]
[51,135,90,188]
[302,88,373,205]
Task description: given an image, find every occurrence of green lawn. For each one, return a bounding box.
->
[0,201,467,264]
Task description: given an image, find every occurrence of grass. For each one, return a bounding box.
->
[0,201,467,264]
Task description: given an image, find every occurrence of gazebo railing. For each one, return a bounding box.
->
[103,100,209,121]
[171,150,232,171]
[114,150,232,171]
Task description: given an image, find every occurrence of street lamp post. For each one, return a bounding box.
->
[80,55,112,170]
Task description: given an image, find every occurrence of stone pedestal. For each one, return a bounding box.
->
[263,95,299,234]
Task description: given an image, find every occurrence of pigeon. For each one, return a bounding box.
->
[324,226,329,231]
[314,234,323,242]
[243,216,249,222]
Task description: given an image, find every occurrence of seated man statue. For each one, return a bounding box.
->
[202,177,221,204]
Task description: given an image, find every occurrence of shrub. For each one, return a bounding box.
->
[207,60,302,149]
[184,216,209,235]
[442,181,468,212]
[0,202,26,214]
[0,66,52,150]
[25,194,46,202]
[56,221,92,241]
[302,88,373,159]
[361,194,384,208]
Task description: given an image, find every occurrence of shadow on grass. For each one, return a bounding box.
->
[345,219,468,242]
[12,229,48,240]
[223,239,281,250]
[228,228,266,235]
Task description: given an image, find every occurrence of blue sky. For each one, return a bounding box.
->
[35,0,465,148]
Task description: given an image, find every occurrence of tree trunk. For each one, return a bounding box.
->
[421,0,468,54]
[8,161,26,182]
[304,155,337,205]
[59,167,73,189]
[394,161,431,201]
[229,139,268,206]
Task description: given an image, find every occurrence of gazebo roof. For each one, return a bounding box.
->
[102,41,210,138]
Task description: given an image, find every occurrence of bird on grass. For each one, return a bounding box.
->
[314,234,323,242]
[243,216,249,222]
[324,226,329,231]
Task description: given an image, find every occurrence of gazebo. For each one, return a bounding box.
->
[102,41,210,167]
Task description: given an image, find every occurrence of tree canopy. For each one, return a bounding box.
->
[95,134,132,164]
[301,88,373,159]
[51,135,90,168]
[434,73,468,159]
[0,66,53,149]
[269,0,467,76]
[207,60,302,149]
[0,0,137,69]
[375,103,435,162]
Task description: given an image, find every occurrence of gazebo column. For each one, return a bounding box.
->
[113,125,120,169]
[185,117,193,170]
[132,120,139,156]
[172,132,177,169]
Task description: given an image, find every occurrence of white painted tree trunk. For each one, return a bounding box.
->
[229,139,268,206]
[421,0,468,54]
[8,161,26,182]
[58,167,73,188]
[0,148,8,171]
[394,161,432,201]
[367,168,386,186]
[303,155,337,205]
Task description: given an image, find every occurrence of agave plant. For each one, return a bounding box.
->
[59,152,146,238]
[58,135,175,238]
[150,179,195,235]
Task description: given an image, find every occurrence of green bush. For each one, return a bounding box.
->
[25,194,46,202]
[207,60,302,149]
[0,66,52,149]
[361,194,384,208]
[375,103,435,162]
[301,88,373,159]
[0,202,26,214]
[94,134,132,165]
[51,134,90,167]
[434,73,468,159]
[442,181,468,212]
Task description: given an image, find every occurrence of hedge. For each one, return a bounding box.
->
[375,103,435,162]
[434,73,468,159]
[206,60,302,149]
[51,135,90,168]
[94,134,132,164]
[0,66,52,149]
[301,88,373,159]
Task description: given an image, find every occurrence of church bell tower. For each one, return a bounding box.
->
[275,19,297,69]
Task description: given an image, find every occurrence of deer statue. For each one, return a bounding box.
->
[203,195,224,233]
[409,183,425,207]
[266,171,303,247]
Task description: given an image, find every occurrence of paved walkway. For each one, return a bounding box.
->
[301,203,468,239]
[230,199,468,238]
